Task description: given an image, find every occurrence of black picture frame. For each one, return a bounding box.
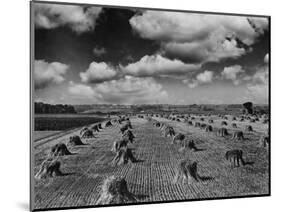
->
[30,1,271,211]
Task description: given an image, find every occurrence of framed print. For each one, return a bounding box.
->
[30,1,270,211]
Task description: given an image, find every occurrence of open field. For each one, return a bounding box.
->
[33,113,269,210]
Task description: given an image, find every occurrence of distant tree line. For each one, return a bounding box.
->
[35,102,77,114]
[35,116,104,130]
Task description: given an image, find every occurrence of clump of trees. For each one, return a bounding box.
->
[242,102,254,114]
[35,102,76,114]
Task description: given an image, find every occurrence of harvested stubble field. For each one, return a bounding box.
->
[34,131,61,141]
[33,115,269,210]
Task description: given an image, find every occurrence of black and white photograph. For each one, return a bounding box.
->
[31,1,270,211]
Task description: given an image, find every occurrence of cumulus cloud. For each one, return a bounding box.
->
[68,81,101,99]
[130,11,268,63]
[80,55,200,83]
[183,79,199,89]
[122,54,200,77]
[163,37,246,63]
[248,17,269,34]
[95,76,168,104]
[80,61,117,83]
[69,76,168,104]
[246,66,269,103]
[34,3,102,33]
[252,66,268,84]
[34,60,69,90]
[196,70,214,83]
[130,11,268,44]
[221,65,245,85]
[183,70,214,88]
[247,84,268,104]
[93,47,107,56]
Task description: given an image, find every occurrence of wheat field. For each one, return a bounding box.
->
[33,113,269,210]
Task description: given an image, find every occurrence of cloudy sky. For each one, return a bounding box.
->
[33,2,269,105]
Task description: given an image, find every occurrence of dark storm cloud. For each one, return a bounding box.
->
[34,6,161,72]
